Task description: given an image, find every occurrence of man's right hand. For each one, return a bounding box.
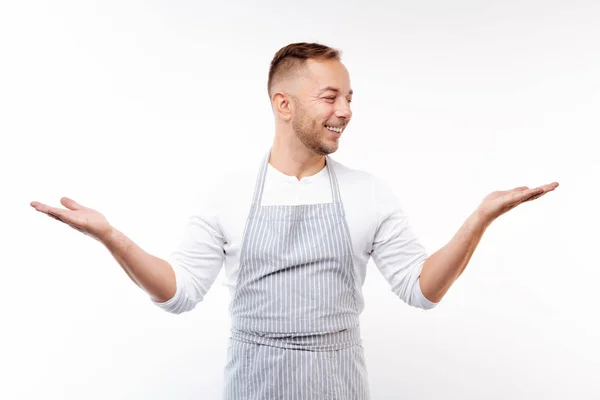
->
[30,197,113,243]
[31,196,177,306]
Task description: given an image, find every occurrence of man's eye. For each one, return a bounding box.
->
[324,97,335,100]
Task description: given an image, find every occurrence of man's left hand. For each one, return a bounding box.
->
[476,182,560,225]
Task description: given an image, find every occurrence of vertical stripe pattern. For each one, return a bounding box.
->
[225,150,370,399]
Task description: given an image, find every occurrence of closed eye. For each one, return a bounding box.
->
[324,96,352,103]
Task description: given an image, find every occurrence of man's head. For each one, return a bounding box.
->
[268,42,353,156]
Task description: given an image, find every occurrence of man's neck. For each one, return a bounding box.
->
[269,137,326,181]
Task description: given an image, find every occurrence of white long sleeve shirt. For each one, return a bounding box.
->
[152,155,439,314]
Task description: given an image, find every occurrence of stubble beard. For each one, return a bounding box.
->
[291,105,337,156]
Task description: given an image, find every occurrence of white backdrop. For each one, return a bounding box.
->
[2,1,598,399]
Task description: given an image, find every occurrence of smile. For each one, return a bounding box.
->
[325,125,343,133]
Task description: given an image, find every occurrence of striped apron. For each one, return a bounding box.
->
[224,150,370,399]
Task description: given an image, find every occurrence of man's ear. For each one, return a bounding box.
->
[272,92,293,121]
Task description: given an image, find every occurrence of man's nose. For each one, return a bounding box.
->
[336,100,352,120]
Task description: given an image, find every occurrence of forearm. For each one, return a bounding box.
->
[101,227,176,303]
[419,209,491,303]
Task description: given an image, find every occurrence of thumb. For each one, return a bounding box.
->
[60,197,85,211]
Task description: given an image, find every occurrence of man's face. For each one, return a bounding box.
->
[290,59,353,155]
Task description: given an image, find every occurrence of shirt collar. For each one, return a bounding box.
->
[267,162,329,184]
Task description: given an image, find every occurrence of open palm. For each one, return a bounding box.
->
[30,197,113,242]
[477,182,559,223]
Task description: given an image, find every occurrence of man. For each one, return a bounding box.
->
[31,42,558,399]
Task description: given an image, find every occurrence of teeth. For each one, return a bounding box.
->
[325,126,343,133]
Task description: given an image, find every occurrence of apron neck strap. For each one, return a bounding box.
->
[251,149,342,206]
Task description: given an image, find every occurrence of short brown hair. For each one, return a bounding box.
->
[267,42,341,98]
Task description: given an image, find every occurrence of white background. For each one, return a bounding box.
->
[2,0,598,399]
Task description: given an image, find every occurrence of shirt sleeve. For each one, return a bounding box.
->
[151,197,225,314]
[369,176,439,310]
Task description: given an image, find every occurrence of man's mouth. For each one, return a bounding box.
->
[325,125,343,133]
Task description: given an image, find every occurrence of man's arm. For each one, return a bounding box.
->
[32,191,225,313]
[102,227,176,303]
[419,181,559,303]
[419,210,489,303]
[31,197,178,303]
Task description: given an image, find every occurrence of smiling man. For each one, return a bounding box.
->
[269,49,353,161]
[31,42,558,399]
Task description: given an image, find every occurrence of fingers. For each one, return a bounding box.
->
[31,201,53,214]
[512,182,558,193]
[31,202,86,232]
[520,182,559,202]
[60,197,84,211]
[522,191,545,202]
[47,210,66,223]
[47,207,71,222]
[30,201,49,213]
[31,201,71,223]
[31,197,85,219]
[508,187,537,202]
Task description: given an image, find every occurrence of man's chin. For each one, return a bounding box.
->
[316,142,339,156]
